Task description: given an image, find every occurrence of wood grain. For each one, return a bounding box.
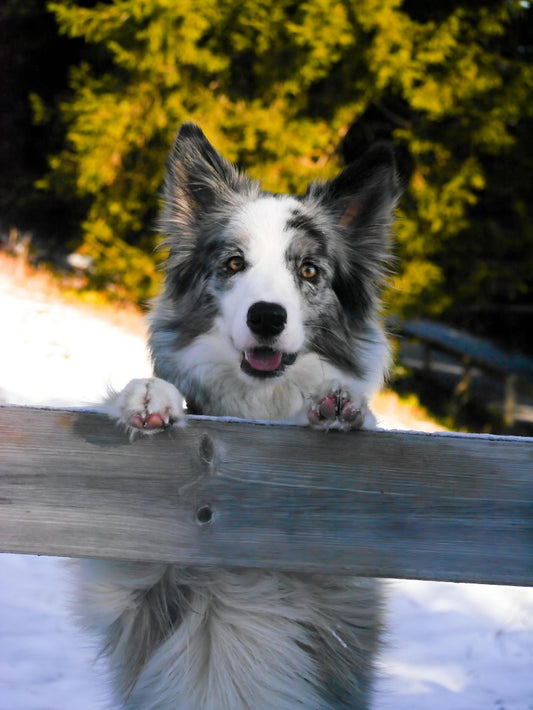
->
[1,406,532,586]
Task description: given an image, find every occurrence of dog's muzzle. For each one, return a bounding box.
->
[242,302,297,377]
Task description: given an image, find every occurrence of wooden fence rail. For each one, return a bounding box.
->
[1,405,532,587]
[394,318,533,426]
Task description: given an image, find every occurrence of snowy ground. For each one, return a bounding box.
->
[1,267,532,710]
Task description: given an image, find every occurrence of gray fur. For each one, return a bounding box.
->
[79,564,382,709]
[78,124,400,709]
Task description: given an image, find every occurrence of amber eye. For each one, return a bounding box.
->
[299,262,318,280]
[227,255,245,273]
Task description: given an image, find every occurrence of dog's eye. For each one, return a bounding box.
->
[299,262,318,280]
[227,256,245,273]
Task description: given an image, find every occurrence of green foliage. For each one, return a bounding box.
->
[13,0,533,312]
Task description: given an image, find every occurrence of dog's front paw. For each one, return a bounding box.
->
[107,377,185,435]
[308,388,375,431]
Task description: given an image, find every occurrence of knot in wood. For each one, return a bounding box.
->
[196,504,214,525]
[198,433,216,465]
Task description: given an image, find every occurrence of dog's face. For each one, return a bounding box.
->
[153,123,399,390]
[213,196,306,378]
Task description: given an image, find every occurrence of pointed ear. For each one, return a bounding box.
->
[306,143,401,317]
[323,143,399,225]
[160,123,257,234]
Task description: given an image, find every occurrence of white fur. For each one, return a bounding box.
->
[74,128,397,708]
[171,333,377,423]
[75,562,380,710]
[106,377,186,434]
[219,197,306,357]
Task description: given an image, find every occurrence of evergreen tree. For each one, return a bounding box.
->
[23,0,533,312]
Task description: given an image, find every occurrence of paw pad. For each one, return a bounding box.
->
[308,390,366,430]
[128,410,171,431]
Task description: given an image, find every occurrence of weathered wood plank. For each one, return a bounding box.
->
[1,406,532,586]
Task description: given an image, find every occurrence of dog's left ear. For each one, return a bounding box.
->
[306,143,401,318]
[161,123,257,234]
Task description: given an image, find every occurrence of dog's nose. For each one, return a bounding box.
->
[247,301,287,339]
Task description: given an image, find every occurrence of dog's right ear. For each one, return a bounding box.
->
[159,124,258,299]
[160,123,256,234]
[305,143,401,319]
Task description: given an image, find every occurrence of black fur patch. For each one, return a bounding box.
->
[303,143,400,321]
[150,288,218,353]
[286,210,328,252]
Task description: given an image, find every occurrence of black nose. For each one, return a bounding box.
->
[247,301,287,339]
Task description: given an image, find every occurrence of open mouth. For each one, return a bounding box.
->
[240,347,297,378]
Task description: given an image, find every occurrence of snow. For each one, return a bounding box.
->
[377,581,533,710]
[0,554,111,710]
[0,286,151,407]
[1,271,532,710]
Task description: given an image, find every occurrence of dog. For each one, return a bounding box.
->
[76,123,400,709]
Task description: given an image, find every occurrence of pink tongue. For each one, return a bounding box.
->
[245,348,282,372]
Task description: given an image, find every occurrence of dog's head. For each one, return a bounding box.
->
[154,123,399,384]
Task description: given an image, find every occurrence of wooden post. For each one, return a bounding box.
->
[504,374,518,427]
[454,359,473,399]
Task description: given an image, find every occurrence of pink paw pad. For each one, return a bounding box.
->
[338,400,364,427]
[308,391,365,429]
[128,410,170,430]
[314,394,338,421]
